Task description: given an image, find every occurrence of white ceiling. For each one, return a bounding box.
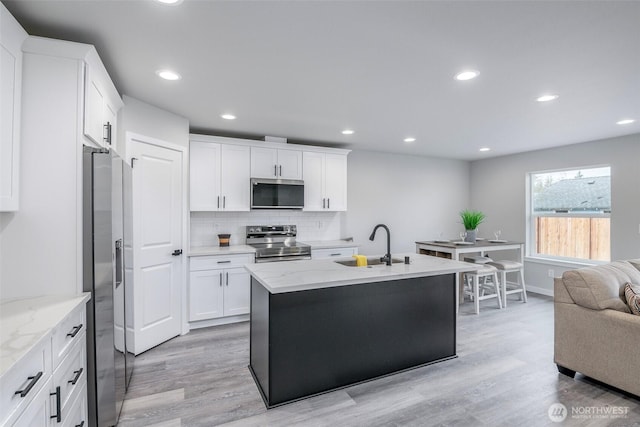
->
[4,0,640,160]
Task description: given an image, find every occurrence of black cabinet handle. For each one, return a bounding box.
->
[50,386,61,423]
[68,368,83,385]
[274,164,277,177]
[279,165,282,176]
[223,196,226,208]
[216,260,231,264]
[75,422,85,427]
[14,371,43,397]
[67,324,83,338]
[322,198,326,209]
[328,198,330,209]
[217,196,220,209]
[172,249,183,256]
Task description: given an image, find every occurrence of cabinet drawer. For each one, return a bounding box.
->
[61,383,87,427]
[0,339,51,426]
[53,331,86,416]
[190,254,253,271]
[51,305,85,368]
[10,377,53,427]
[311,247,358,259]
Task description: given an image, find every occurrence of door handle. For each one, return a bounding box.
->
[223,196,226,208]
[274,164,277,177]
[50,386,61,422]
[322,198,326,209]
[226,271,229,286]
[172,250,183,256]
[327,198,330,209]
[219,272,223,286]
[217,196,220,209]
[279,165,282,176]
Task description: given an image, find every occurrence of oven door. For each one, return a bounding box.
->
[251,178,304,209]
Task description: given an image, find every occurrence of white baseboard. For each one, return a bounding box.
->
[188,314,249,330]
[526,285,553,297]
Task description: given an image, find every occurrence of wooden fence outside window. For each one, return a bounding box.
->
[535,216,610,261]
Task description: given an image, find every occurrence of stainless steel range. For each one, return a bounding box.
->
[246,225,311,263]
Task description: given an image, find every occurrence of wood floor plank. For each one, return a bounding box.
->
[118,294,640,426]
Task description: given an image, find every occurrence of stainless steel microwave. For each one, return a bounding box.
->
[250,178,304,209]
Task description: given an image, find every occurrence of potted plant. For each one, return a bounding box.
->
[460,209,485,242]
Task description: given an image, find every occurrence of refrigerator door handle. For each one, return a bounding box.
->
[115,239,123,288]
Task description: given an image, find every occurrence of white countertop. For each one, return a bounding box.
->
[245,253,480,294]
[0,293,91,377]
[302,240,359,249]
[189,245,256,257]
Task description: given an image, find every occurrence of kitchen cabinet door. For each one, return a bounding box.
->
[223,268,250,316]
[324,153,348,211]
[83,64,121,150]
[277,149,302,180]
[250,147,302,180]
[190,142,222,211]
[0,4,27,211]
[189,270,224,321]
[302,151,325,211]
[220,144,250,211]
[250,146,279,178]
[303,151,347,211]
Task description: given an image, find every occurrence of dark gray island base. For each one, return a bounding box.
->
[249,273,457,408]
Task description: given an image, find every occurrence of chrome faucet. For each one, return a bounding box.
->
[369,224,392,266]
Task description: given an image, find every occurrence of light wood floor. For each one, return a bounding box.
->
[118,294,640,426]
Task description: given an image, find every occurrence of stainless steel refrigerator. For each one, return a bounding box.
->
[83,146,131,427]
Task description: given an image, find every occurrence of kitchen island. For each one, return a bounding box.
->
[246,253,478,408]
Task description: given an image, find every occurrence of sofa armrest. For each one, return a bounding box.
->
[554,301,640,396]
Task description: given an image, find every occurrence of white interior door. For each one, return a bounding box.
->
[130,137,183,354]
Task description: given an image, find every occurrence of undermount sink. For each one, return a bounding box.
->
[335,257,404,267]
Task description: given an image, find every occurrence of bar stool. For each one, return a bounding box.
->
[463,264,502,314]
[487,260,527,307]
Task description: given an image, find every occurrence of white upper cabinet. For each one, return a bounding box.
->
[251,146,302,180]
[0,4,27,211]
[303,151,348,211]
[190,139,250,211]
[83,62,121,151]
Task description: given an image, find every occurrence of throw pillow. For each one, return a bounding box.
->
[624,283,640,315]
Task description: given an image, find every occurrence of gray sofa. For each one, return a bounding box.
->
[554,260,640,397]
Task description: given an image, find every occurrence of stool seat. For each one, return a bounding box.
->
[464,256,494,264]
[486,260,527,307]
[487,260,522,270]
[463,265,501,314]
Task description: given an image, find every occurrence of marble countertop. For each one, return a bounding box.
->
[245,252,480,294]
[0,293,91,377]
[188,245,256,257]
[302,240,359,249]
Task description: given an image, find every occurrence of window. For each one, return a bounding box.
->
[529,166,611,262]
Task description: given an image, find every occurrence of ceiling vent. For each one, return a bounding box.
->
[264,136,287,144]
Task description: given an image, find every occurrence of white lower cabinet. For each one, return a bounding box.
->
[1,298,88,427]
[189,254,253,322]
[311,246,359,259]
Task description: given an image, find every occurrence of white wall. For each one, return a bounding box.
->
[118,95,189,160]
[470,133,640,295]
[345,150,470,255]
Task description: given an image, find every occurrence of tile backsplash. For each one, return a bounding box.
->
[190,211,346,248]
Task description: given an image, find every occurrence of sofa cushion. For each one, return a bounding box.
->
[627,259,640,272]
[625,283,640,315]
[561,261,639,313]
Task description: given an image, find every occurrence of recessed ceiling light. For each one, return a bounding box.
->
[479,147,491,152]
[342,129,354,135]
[404,137,416,143]
[616,119,636,125]
[536,94,559,102]
[155,0,183,4]
[455,70,479,81]
[156,69,181,81]
[221,114,236,120]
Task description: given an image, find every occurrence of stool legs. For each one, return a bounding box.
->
[499,269,527,307]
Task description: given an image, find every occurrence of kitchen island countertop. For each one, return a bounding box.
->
[245,252,479,294]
